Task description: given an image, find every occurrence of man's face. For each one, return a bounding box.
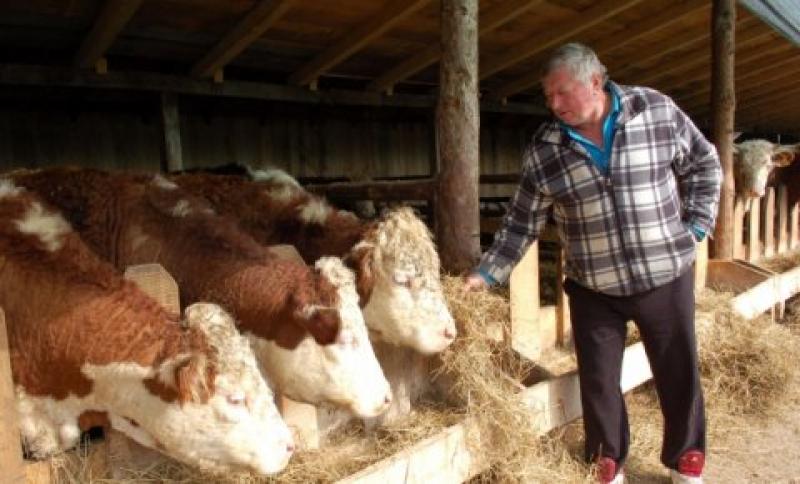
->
[542,67,602,129]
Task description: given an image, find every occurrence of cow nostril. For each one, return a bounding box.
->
[384,394,392,405]
[286,442,295,453]
[444,327,455,339]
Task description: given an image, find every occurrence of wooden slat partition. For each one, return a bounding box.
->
[0,308,26,483]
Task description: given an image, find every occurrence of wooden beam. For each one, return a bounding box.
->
[710,0,736,260]
[479,0,645,81]
[510,243,540,360]
[492,0,711,100]
[191,0,295,79]
[735,79,800,113]
[436,0,480,273]
[306,178,438,201]
[160,92,183,173]
[0,64,547,115]
[74,0,143,69]
[0,308,25,484]
[289,0,432,87]
[368,0,544,93]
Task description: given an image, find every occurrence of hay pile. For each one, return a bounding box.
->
[41,271,800,483]
[759,249,800,273]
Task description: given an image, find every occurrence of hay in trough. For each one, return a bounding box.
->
[759,249,800,273]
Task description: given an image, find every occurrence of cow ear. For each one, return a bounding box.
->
[175,354,214,404]
[772,146,797,167]
[344,244,374,308]
[294,305,339,345]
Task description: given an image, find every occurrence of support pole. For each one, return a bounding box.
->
[160,92,183,173]
[710,0,736,259]
[0,308,25,483]
[435,0,480,273]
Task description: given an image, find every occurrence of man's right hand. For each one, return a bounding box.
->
[463,273,489,292]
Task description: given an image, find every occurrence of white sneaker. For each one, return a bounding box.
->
[670,469,702,484]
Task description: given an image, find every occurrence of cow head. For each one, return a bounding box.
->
[85,303,294,476]
[250,257,392,418]
[734,140,800,199]
[356,208,457,355]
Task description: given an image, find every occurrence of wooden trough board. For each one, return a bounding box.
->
[707,259,800,321]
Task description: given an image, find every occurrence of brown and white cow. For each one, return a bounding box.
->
[171,170,457,355]
[0,180,293,475]
[13,168,392,418]
[733,140,800,200]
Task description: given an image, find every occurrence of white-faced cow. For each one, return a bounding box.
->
[0,180,294,475]
[733,140,800,200]
[170,171,457,355]
[12,168,392,418]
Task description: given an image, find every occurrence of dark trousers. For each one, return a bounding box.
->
[564,269,705,470]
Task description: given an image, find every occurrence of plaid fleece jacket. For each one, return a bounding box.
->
[478,82,721,296]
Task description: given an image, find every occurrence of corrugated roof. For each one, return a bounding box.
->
[740,0,800,47]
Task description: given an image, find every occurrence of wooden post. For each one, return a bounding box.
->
[747,198,761,262]
[791,201,799,249]
[763,187,776,258]
[695,238,708,290]
[555,248,571,348]
[778,185,789,254]
[0,308,26,484]
[509,242,540,360]
[710,0,736,260]
[435,0,480,273]
[160,92,183,173]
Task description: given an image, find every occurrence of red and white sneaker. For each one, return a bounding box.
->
[670,449,704,484]
[597,456,624,484]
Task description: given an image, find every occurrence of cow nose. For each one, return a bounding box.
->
[384,393,393,406]
[444,327,455,339]
[286,442,295,453]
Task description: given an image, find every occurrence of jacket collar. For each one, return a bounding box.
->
[537,81,647,146]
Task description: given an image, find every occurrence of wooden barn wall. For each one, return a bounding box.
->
[0,87,543,190]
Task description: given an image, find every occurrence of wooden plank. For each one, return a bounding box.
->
[479,0,645,81]
[555,248,571,347]
[160,92,183,173]
[510,242,540,360]
[0,308,26,484]
[0,64,546,115]
[709,0,737,261]
[763,187,776,258]
[733,197,745,259]
[289,0,432,87]
[74,0,144,69]
[277,396,320,450]
[191,0,295,79]
[778,185,789,254]
[747,197,761,262]
[306,178,437,202]
[368,0,543,93]
[436,0,480,273]
[695,238,708,291]
[706,259,770,293]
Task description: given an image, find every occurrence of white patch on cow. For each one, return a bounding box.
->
[16,302,295,475]
[0,179,22,199]
[248,257,392,418]
[152,175,179,191]
[128,224,151,253]
[248,167,301,188]
[170,199,192,218]
[264,185,301,202]
[15,388,87,458]
[359,208,457,354]
[297,199,331,224]
[15,201,71,252]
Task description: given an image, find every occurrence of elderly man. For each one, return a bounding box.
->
[465,43,721,484]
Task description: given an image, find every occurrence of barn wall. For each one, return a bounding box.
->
[0,86,542,186]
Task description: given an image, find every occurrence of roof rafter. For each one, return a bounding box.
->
[368,0,545,93]
[190,0,295,79]
[74,0,143,69]
[479,0,645,82]
[289,0,433,87]
[491,0,710,100]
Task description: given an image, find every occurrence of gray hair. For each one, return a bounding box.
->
[542,43,608,85]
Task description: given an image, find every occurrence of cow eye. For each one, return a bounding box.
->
[226,392,246,406]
